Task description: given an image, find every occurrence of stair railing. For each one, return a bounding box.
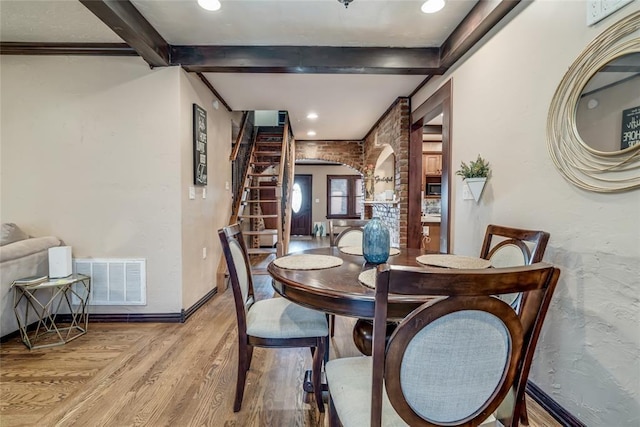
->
[276,114,295,256]
[231,111,254,204]
[230,111,256,222]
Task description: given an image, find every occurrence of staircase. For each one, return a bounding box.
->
[239,129,283,262]
[217,113,294,287]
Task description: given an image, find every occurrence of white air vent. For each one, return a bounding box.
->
[73,258,146,305]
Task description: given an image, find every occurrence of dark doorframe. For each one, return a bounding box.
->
[290,174,313,235]
[410,79,452,253]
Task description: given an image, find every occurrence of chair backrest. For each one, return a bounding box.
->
[480,224,550,267]
[218,224,255,335]
[329,219,368,247]
[480,225,550,308]
[370,263,560,427]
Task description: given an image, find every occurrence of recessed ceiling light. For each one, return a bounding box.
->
[421,0,445,14]
[198,0,221,11]
[307,131,317,136]
[307,112,318,120]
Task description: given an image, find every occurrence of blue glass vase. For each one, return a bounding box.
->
[363,217,390,264]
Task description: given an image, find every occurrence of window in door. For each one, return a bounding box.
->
[327,175,363,219]
[292,182,302,213]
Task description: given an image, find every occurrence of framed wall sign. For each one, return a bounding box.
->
[193,103,207,186]
[621,106,640,150]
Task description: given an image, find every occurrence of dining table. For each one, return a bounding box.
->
[267,245,492,392]
[268,246,437,321]
[268,246,492,348]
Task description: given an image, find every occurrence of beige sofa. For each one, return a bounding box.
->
[0,223,62,338]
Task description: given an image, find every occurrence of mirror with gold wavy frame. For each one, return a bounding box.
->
[547,12,640,193]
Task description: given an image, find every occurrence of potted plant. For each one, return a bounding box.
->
[455,154,490,202]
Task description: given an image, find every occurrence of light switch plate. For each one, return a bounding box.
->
[189,186,195,200]
[586,0,633,25]
[462,184,474,200]
[202,187,207,199]
[225,181,230,190]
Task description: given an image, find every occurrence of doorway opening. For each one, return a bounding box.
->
[410,79,452,253]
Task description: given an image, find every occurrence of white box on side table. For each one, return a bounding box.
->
[48,246,72,278]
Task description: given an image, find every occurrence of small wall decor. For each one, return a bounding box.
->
[621,106,640,150]
[456,154,490,203]
[193,103,208,186]
[547,12,640,192]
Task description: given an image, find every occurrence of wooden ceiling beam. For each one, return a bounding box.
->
[0,42,136,56]
[79,0,169,67]
[439,0,523,68]
[171,46,443,74]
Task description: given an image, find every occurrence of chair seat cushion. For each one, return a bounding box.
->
[325,356,408,427]
[246,297,328,339]
[325,356,500,427]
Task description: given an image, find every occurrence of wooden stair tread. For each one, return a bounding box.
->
[244,230,278,235]
[242,199,278,203]
[254,151,282,156]
[245,186,277,190]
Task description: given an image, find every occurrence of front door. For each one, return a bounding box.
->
[290,174,312,235]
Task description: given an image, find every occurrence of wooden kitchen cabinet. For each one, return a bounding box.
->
[423,153,442,176]
[420,222,441,253]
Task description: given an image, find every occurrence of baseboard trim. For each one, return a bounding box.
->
[1,287,219,342]
[79,313,183,323]
[181,287,218,322]
[526,381,586,427]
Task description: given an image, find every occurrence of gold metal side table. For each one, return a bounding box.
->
[12,274,91,349]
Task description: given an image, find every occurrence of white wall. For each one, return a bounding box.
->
[295,163,360,227]
[179,71,233,308]
[0,56,233,317]
[413,2,640,425]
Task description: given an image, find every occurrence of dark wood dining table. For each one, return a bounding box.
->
[268,246,496,393]
[267,245,441,359]
[268,246,436,321]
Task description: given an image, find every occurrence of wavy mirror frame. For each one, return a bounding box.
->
[547,11,640,193]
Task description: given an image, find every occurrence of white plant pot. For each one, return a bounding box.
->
[465,177,487,203]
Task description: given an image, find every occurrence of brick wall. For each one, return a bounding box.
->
[364,98,410,247]
[296,140,363,170]
[295,97,410,247]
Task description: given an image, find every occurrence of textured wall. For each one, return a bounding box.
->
[1,56,233,316]
[179,71,234,309]
[412,2,640,425]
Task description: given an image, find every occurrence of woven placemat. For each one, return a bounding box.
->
[273,254,343,270]
[358,268,376,289]
[416,254,491,269]
[339,246,401,256]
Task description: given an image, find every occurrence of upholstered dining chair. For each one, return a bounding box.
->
[480,225,550,310]
[218,224,328,413]
[329,219,369,247]
[325,263,560,427]
[479,224,550,425]
[327,219,369,336]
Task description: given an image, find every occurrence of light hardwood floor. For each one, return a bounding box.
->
[1,237,561,426]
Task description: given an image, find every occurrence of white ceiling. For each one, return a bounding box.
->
[0,0,481,140]
[128,0,476,47]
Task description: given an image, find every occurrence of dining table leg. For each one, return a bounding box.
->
[352,319,397,356]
